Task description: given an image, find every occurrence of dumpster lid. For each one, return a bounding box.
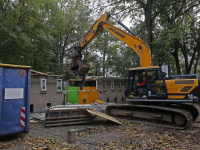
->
[0,63,31,69]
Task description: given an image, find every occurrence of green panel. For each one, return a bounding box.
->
[62,87,66,91]
[67,87,79,104]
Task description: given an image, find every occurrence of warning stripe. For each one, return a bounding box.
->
[21,112,25,118]
[21,107,25,128]
[21,107,25,114]
[21,122,25,127]
[21,116,25,122]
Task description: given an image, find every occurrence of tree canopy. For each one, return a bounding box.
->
[0,0,200,78]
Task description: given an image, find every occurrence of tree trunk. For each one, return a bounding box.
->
[182,44,197,74]
[102,43,106,76]
[95,64,98,76]
[194,58,198,74]
[144,0,153,54]
[173,41,181,74]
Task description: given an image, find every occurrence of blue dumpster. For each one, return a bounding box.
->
[0,63,31,136]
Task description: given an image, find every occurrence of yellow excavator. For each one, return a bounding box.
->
[69,12,200,129]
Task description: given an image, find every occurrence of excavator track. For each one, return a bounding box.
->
[106,103,197,129]
[179,103,200,121]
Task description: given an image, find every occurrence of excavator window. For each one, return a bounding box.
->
[146,70,163,84]
[138,72,145,84]
[128,71,146,96]
[144,69,168,99]
[127,71,136,94]
[126,69,167,98]
[130,71,145,87]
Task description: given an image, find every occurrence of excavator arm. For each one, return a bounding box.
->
[100,22,152,67]
[69,12,152,76]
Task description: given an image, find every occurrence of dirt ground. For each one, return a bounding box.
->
[1,114,200,150]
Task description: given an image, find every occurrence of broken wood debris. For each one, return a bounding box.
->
[45,108,93,127]
[86,108,122,125]
[44,104,122,127]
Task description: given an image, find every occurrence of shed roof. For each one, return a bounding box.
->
[31,70,63,77]
[68,77,125,82]
[0,63,31,69]
[68,78,100,82]
[31,70,47,76]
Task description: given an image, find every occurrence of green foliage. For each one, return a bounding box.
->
[1,0,200,78]
[0,0,55,69]
[92,0,200,75]
[0,0,92,76]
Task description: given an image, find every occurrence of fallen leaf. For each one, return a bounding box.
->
[95,146,101,149]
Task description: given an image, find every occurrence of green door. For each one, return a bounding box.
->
[67,87,79,104]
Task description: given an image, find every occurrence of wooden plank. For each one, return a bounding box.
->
[45,108,93,127]
[47,105,100,110]
[46,108,89,113]
[86,109,122,125]
[45,120,92,127]
[54,104,92,107]
[45,118,92,124]
[45,115,91,120]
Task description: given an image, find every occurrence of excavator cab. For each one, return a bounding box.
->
[125,66,168,102]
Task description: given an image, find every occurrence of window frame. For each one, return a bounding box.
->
[119,82,121,90]
[103,81,106,90]
[146,70,163,84]
[57,79,62,92]
[111,81,114,90]
[40,79,46,91]
[30,104,34,113]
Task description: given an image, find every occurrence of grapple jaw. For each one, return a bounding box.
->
[68,57,90,76]
[68,47,90,91]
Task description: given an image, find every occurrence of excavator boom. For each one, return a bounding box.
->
[69,12,152,76]
[101,22,152,67]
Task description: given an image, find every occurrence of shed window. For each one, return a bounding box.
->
[57,79,62,91]
[111,81,114,90]
[119,82,121,90]
[103,82,106,90]
[30,104,34,113]
[40,79,46,91]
